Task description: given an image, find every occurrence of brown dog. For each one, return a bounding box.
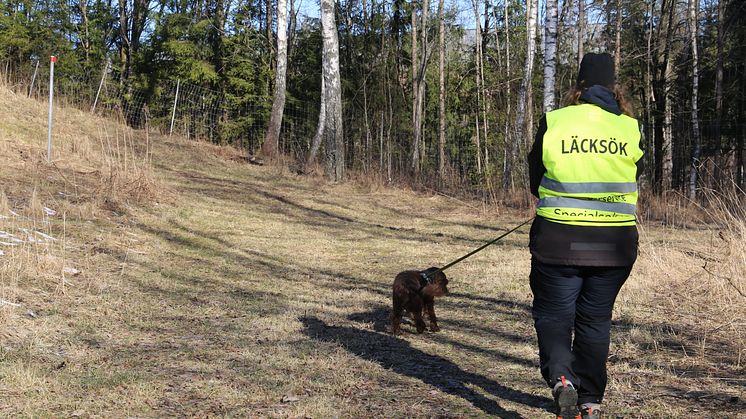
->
[390,267,449,334]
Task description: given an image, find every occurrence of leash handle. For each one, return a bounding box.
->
[428,217,534,277]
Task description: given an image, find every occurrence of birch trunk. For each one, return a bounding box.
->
[80,0,90,63]
[662,58,674,191]
[117,0,130,86]
[321,0,344,180]
[438,0,446,178]
[614,0,622,77]
[472,0,483,174]
[739,66,745,188]
[505,0,510,84]
[262,0,288,157]
[577,0,585,69]
[715,0,725,158]
[543,0,558,112]
[688,0,701,200]
[412,0,430,173]
[527,4,537,134]
[418,0,429,171]
[411,3,419,171]
[492,1,501,74]
[503,0,511,179]
[661,0,675,191]
[363,76,371,171]
[479,1,489,172]
[644,0,655,187]
[505,0,537,191]
[305,76,325,172]
[475,114,482,173]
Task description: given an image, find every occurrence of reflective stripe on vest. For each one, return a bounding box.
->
[540,176,638,194]
[537,103,643,226]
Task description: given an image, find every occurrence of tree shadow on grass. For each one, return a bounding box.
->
[167,171,502,246]
[138,219,537,351]
[300,316,551,418]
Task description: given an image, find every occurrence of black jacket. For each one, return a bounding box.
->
[527,86,641,267]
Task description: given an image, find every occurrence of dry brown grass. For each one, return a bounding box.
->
[0,86,159,216]
[1,85,744,418]
[0,86,161,415]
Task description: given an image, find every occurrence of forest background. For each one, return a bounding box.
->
[1,0,744,204]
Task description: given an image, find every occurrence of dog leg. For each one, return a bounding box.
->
[410,298,427,333]
[391,297,404,335]
[425,300,440,332]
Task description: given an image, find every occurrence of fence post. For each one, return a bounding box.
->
[29,60,39,98]
[91,60,109,113]
[47,56,56,163]
[169,79,180,136]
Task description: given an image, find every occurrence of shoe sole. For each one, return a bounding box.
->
[555,386,579,419]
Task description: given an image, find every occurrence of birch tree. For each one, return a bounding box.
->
[614,0,622,77]
[543,0,558,112]
[80,0,90,63]
[411,2,419,171]
[687,0,701,199]
[714,0,723,168]
[262,0,289,157]
[505,0,537,190]
[438,0,446,178]
[658,0,676,192]
[644,0,655,185]
[577,0,585,68]
[321,0,344,180]
[479,0,489,169]
[411,0,430,173]
[306,76,325,172]
[503,0,511,176]
[472,0,483,173]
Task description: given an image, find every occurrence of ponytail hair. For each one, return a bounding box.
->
[561,84,635,117]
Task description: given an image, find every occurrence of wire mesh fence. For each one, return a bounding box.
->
[16,60,317,158]
[4,59,743,196]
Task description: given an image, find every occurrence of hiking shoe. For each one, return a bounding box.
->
[579,404,601,419]
[553,376,580,419]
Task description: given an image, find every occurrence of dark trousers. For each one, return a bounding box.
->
[529,258,631,404]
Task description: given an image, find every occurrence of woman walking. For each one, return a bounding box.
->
[526,52,644,419]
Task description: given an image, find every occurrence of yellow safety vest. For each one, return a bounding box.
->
[537,104,643,227]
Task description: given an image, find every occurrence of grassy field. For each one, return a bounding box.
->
[1,86,745,418]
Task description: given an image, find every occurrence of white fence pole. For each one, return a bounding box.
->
[169,79,180,136]
[29,60,39,98]
[91,60,109,113]
[47,56,56,163]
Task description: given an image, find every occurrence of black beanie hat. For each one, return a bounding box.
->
[577,52,615,88]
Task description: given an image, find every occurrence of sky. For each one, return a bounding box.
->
[293,0,479,27]
[292,0,607,30]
